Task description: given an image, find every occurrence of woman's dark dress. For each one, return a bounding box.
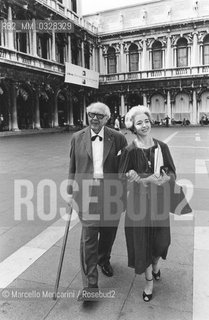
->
[119,138,176,274]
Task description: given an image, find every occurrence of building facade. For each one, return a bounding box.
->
[1,0,209,131]
[0,0,98,131]
[86,0,209,125]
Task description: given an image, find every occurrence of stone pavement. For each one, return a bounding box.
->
[1,128,208,320]
[0,213,193,320]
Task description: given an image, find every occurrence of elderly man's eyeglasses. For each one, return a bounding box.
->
[88,112,106,120]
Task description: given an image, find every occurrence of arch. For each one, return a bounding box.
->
[129,43,139,72]
[177,37,188,47]
[107,46,116,74]
[203,34,209,65]
[203,34,209,43]
[104,94,120,126]
[152,40,162,49]
[176,37,188,67]
[199,91,209,120]
[16,84,33,129]
[127,93,143,110]
[173,93,190,121]
[150,94,165,121]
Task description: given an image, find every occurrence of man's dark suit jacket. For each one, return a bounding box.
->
[68,126,127,220]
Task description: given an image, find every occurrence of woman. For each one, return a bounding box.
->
[119,105,176,302]
[114,116,120,131]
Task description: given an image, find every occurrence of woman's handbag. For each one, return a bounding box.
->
[169,181,192,215]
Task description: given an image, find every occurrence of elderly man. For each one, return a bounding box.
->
[67,102,127,300]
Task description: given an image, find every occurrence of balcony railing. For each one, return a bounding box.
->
[36,0,98,34]
[99,66,209,82]
[0,47,64,75]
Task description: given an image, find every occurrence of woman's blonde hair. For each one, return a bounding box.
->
[125,105,152,131]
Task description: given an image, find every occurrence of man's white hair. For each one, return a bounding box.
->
[125,105,152,130]
[86,102,111,119]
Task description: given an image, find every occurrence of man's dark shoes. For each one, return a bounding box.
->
[99,262,113,277]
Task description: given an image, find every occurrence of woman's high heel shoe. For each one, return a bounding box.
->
[152,269,161,281]
[142,278,153,302]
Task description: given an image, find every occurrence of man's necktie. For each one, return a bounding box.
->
[91,135,103,141]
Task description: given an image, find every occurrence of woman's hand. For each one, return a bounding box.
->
[126,170,141,183]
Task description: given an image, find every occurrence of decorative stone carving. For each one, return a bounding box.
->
[183,33,193,45]
[102,45,108,55]
[138,40,143,49]
[198,31,207,43]
[113,43,121,54]
[171,35,180,46]
[123,42,130,53]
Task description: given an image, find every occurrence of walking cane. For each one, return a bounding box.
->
[53,204,73,300]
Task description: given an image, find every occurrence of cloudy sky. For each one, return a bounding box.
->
[81,0,154,15]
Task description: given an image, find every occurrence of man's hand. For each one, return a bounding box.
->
[66,194,74,207]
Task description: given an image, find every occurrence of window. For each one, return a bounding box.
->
[203,35,209,65]
[71,0,77,13]
[84,43,90,69]
[129,43,138,71]
[16,33,27,53]
[177,38,188,67]
[152,41,162,69]
[71,37,79,65]
[107,47,116,74]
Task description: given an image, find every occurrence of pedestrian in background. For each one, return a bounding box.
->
[67,102,127,301]
[114,116,120,131]
[165,115,170,127]
[119,105,176,302]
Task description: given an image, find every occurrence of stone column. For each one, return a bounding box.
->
[192,32,198,66]
[34,87,41,129]
[142,39,147,70]
[166,36,172,69]
[99,45,104,74]
[32,18,37,56]
[120,42,124,73]
[143,93,147,107]
[7,5,14,50]
[69,92,74,125]
[197,100,200,124]
[11,83,19,130]
[67,35,72,63]
[192,90,197,124]
[51,31,56,61]
[167,90,172,119]
[53,93,59,127]
[92,45,96,71]
[120,94,125,116]
[83,94,87,126]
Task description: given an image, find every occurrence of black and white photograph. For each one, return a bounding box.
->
[0,0,208,319]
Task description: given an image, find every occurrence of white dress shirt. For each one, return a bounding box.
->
[91,127,104,179]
